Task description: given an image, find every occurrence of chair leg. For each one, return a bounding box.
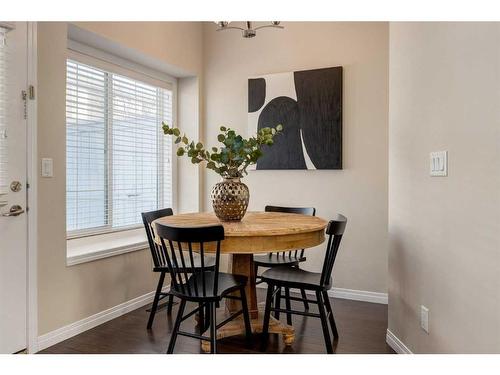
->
[284,287,293,326]
[260,285,274,352]
[316,291,333,354]
[198,302,205,332]
[322,290,339,339]
[239,287,253,345]
[209,302,217,354]
[293,265,310,311]
[204,304,210,332]
[167,280,174,315]
[300,288,310,310]
[167,299,186,354]
[147,272,166,329]
[274,287,281,320]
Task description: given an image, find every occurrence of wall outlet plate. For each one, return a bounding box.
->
[430,151,447,177]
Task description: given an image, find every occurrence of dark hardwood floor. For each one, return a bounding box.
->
[40,289,394,354]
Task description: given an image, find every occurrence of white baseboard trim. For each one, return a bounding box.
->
[327,288,388,304]
[386,329,413,354]
[37,286,168,352]
[256,284,388,305]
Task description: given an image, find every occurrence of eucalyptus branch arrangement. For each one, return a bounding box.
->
[162,122,283,179]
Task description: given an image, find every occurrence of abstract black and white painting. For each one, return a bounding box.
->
[248,66,342,170]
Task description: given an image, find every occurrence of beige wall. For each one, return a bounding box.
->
[203,22,389,292]
[37,22,203,335]
[388,22,500,353]
[72,22,203,75]
[177,76,203,213]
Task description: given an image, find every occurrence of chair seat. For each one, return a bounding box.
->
[253,253,306,267]
[170,271,247,301]
[153,254,216,272]
[261,266,332,290]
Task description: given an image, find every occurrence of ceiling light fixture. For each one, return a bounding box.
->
[215,21,284,38]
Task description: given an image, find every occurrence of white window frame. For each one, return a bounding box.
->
[65,46,178,264]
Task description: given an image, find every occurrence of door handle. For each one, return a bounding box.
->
[1,204,25,217]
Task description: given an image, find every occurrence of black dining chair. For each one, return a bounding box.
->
[260,214,347,354]
[254,205,316,323]
[141,208,216,329]
[155,222,252,354]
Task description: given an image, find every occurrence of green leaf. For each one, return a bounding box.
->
[168,122,284,179]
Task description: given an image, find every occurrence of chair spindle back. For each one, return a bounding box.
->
[319,214,347,288]
[265,205,316,258]
[141,208,174,268]
[154,223,224,298]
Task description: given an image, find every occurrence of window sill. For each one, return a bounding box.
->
[66,228,148,266]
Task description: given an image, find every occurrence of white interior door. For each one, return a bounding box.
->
[0,21,28,354]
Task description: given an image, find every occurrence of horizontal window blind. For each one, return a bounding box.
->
[66,60,107,232]
[66,59,173,236]
[111,74,172,227]
[0,28,9,198]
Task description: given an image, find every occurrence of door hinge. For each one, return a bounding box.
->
[22,90,27,119]
[28,85,35,100]
[21,86,34,119]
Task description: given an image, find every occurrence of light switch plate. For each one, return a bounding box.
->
[430,151,447,176]
[41,158,53,178]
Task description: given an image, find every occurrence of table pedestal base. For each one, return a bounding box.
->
[200,311,294,353]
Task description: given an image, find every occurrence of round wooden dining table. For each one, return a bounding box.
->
[153,211,328,352]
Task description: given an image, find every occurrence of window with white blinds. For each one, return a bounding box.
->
[66,59,173,237]
[0,28,8,199]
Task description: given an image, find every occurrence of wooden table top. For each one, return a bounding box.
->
[153,211,328,254]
